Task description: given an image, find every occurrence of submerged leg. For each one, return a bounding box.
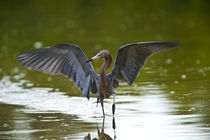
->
[112,116,116,139]
[96,96,100,106]
[100,98,105,117]
[112,91,116,115]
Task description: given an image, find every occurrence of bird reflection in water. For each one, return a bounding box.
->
[16,41,180,116]
[84,117,116,140]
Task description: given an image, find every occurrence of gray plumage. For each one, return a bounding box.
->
[110,41,180,86]
[16,41,180,115]
[16,44,98,99]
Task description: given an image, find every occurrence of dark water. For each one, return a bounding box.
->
[0,1,210,140]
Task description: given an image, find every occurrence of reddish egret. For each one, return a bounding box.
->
[16,41,180,116]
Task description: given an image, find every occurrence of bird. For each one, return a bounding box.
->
[16,41,180,116]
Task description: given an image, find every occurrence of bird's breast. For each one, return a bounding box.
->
[99,76,111,98]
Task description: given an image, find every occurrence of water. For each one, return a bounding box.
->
[0,1,210,140]
[1,76,210,140]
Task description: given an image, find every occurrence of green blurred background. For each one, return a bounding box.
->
[0,0,210,139]
[0,0,209,93]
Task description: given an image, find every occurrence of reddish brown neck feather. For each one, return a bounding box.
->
[100,52,112,98]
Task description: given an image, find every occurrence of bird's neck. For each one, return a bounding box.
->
[100,54,112,77]
[99,53,112,99]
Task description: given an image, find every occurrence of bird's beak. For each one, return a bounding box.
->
[85,58,93,63]
[85,55,100,63]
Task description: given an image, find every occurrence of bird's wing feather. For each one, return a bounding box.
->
[110,41,180,86]
[16,44,98,98]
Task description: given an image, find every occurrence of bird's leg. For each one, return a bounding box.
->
[96,96,100,107]
[112,116,116,139]
[100,98,105,117]
[112,91,116,115]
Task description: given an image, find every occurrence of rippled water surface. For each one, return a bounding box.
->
[0,1,210,140]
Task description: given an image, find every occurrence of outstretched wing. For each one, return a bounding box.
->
[16,44,98,99]
[110,41,180,86]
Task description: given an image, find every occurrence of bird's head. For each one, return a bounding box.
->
[85,50,110,63]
